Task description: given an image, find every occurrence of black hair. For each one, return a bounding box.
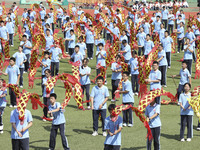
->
[123,71,130,76]
[146,34,150,37]
[70,29,74,33]
[116,54,121,59]
[96,76,104,82]
[44,51,50,55]
[18,45,23,49]
[153,61,159,65]
[50,93,57,99]
[22,35,27,38]
[108,104,116,111]
[165,31,169,34]
[75,45,80,49]
[46,28,50,32]
[44,69,51,74]
[132,50,137,55]
[122,40,127,44]
[10,57,16,62]
[98,43,104,47]
[184,83,191,88]
[182,60,187,65]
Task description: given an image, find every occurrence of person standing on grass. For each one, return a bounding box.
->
[85,25,95,60]
[144,34,154,59]
[0,57,20,108]
[65,29,76,56]
[90,76,109,137]
[115,71,134,127]
[48,93,70,150]
[96,43,107,76]
[10,107,33,150]
[45,29,54,51]
[13,46,27,88]
[120,40,132,64]
[136,27,146,56]
[179,83,193,142]
[76,36,87,58]
[145,99,161,150]
[70,45,83,65]
[176,22,184,53]
[95,33,105,52]
[104,104,122,150]
[6,18,14,47]
[183,38,193,74]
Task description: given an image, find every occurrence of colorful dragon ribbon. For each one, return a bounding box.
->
[91,66,107,84]
[195,37,200,79]
[2,40,10,69]
[69,61,81,81]
[171,32,177,54]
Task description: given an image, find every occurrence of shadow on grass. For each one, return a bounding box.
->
[43,125,51,132]
[32,115,42,121]
[73,129,93,135]
[4,130,11,134]
[161,133,180,141]
[29,140,49,150]
[121,146,146,150]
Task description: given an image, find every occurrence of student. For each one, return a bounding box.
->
[0,79,7,134]
[144,34,154,59]
[0,57,20,107]
[106,18,113,43]
[13,46,27,88]
[157,44,167,87]
[104,104,122,150]
[136,27,146,56]
[172,61,191,100]
[142,20,151,35]
[42,69,54,121]
[128,51,139,95]
[80,58,91,109]
[95,33,105,52]
[179,83,193,142]
[168,10,175,35]
[86,25,95,59]
[70,45,83,65]
[115,72,134,127]
[145,99,161,150]
[20,35,32,73]
[161,31,173,68]
[65,29,76,56]
[96,43,106,75]
[64,24,72,53]
[49,42,62,76]
[176,22,184,53]
[161,6,169,29]
[111,55,122,102]
[145,61,161,104]
[0,21,9,41]
[49,8,54,32]
[45,29,54,51]
[39,7,46,21]
[121,40,132,63]
[183,38,193,74]
[90,76,109,136]
[119,30,128,50]
[152,16,161,33]
[112,22,120,38]
[76,36,87,58]
[6,18,14,46]
[48,93,70,150]
[158,23,165,41]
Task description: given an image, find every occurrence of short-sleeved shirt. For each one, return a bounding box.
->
[136,32,146,46]
[5,65,20,84]
[128,58,139,75]
[43,77,54,97]
[90,85,109,110]
[120,35,128,49]
[143,22,150,34]
[177,27,184,39]
[95,39,105,51]
[79,66,91,85]
[152,21,161,32]
[86,30,94,44]
[20,41,32,55]
[49,47,62,62]
[45,35,54,50]
[40,10,46,20]
[161,9,169,20]
[144,40,154,55]
[0,89,7,107]
[159,28,165,41]
[179,68,191,85]
[161,36,173,52]
[149,70,161,90]
[168,14,175,25]
[104,116,123,146]
[49,102,66,125]
[184,44,193,60]
[71,52,83,65]
[68,34,75,48]
[112,27,120,38]
[6,22,14,34]
[13,52,27,68]
[76,42,87,56]
[158,50,167,66]
[96,50,106,67]
[41,58,51,75]
[111,62,122,80]
[179,93,193,115]
[145,103,161,128]
[185,32,196,47]
[122,44,131,61]
[0,26,8,40]
[122,80,134,103]
[10,109,33,139]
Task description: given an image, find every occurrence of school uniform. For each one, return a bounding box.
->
[41,58,51,94]
[95,39,105,52]
[71,52,83,65]
[179,93,193,139]
[112,27,120,39]
[106,23,113,43]
[90,85,109,132]
[13,52,27,86]
[129,58,139,93]
[68,34,76,56]
[39,10,46,21]
[5,65,20,106]
[86,30,95,59]
[111,62,122,99]
[136,32,146,56]
[49,12,54,32]
[185,32,196,62]
[143,22,150,35]
[158,28,165,41]
[144,40,154,59]
[65,27,72,53]
[0,26,8,40]
[120,35,128,50]
[56,8,63,28]
[168,14,174,34]
[80,66,91,106]
[122,80,134,125]
[49,47,62,76]
[96,50,106,75]
[183,44,193,74]
[45,35,54,50]
[161,9,169,29]
[0,88,7,132]
[76,42,87,57]
[104,116,123,150]
[145,103,161,150]
[10,109,33,150]
[122,44,131,63]
[158,50,167,86]
[6,22,14,46]
[177,26,184,52]
[49,102,70,150]
[152,20,161,33]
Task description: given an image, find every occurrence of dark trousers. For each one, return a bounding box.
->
[103,29,106,38]
[159,65,167,86]
[104,144,120,150]
[24,54,30,72]
[57,18,62,28]
[147,127,160,150]
[0,107,5,127]
[177,38,184,52]
[43,97,50,118]
[86,44,94,59]
[65,41,69,53]
[192,49,197,62]
[166,52,171,67]
[12,138,29,150]
[184,59,192,74]
[81,84,90,106]
[127,35,130,44]
[111,79,120,99]
[138,46,144,56]
[9,34,14,45]
[19,68,24,86]
[41,75,46,95]
[92,109,106,131]
[180,115,192,139]
[122,102,133,124]
[168,24,174,35]
[9,87,16,106]
[49,123,70,150]
[131,74,139,93]
[106,33,112,43]
[177,84,184,100]
[68,48,74,56]
[52,23,55,33]
[51,62,59,77]
[162,19,167,29]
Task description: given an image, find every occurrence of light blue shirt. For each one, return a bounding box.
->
[20,41,32,54]
[41,58,51,75]
[96,50,106,67]
[159,28,165,41]
[68,34,75,48]
[10,109,33,139]
[45,35,54,50]
[185,32,196,47]
[0,89,7,107]
[43,77,54,97]
[111,62,122,80]
[155,12,162,17]
[6,22,14,34]
[122,80,134,103]
[106,23,113,34]
[57,8,63,18]
[192,25,200,35]
[120,35,128,49]
[152,21,161,32]
[40,10,46,20]
[128,58,139,75]
[95,39,105,51]
[49,102,66,125]
[5,65,20,84]
[104,116,122,145]
[136,32,146,46]
[179,68,191,85]
[76,42,87,56]
[22,12,28,19]
[177,19,185,29]
[90,85,109,110]
[112,27,120,38]
[179,93,193,115]
[143,22,150,34]
[149,70,161,90]
[71,52,83,65]
[145,103,161,128]
[177,27,184,39]
[161,9,169,20]
[86,30,94,44]
[79,66,91,85]
[161,36,173,52]
[184,44,193,60]
[158,50,167,66]
[49,47,62,62]
[0,26,8,40]
[168,14,175,25]
[13,52,27,68]
[122,44,131,61]
[144,40,154,55]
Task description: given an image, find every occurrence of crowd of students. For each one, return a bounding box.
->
[0,1,199,150]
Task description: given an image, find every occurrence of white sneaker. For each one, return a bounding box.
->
[0,125,3,130]
[197,127,200,131]
[20,86,23,88]
[168,66,171,69]
[182,50,184,52]
[90,58,93,60]
[43,118,47,122]
[180,138,185,142]
[87,106,91,109]
[186,138,191,142]
[128,124,133,127]
[13,105,17,108]
[123,123,127,127]
[11,45,14,47]
[50,117,54,120]
[132,93,135,96]
[23,71,27,73]
[92,131,98,136]
[111,99,116,102]
[0,131,3,134]
[135,92,138,96]
[66,52,68,54]
[9,105,13,108]
[105,81,107,85]
[177,51,180,53]
[163,85,167,88]
[102,131,107,137]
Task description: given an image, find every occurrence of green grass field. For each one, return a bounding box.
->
[0,10,200,150]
